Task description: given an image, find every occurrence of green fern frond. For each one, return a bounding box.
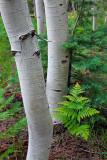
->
[54,106,77,116]
[53,83,100,141]
[78,107,100,121]
[3,117,27,138]
[58,101,83,110]
[70,83,84,97]
[75,125,90,141]
[0,88,5,96]
[52,113,69,123]
[75,96,89,103]
[64,95,75,101]
[0,144,21,160]
[0,102,22,120]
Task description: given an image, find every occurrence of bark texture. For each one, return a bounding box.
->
[105,15,107,23]
[93,0,97,31]
[44,0,70,123]
[0,0,52,159]
[35,0,45,34]
[33,0,36,17]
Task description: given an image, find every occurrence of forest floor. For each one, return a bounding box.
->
[0,91,106,160]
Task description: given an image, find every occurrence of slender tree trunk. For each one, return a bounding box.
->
[105,15,107,23]
[35,0,46,34]
[72,1,76,12]
[93,0,97,31]
[44,0,70,123]
[0,0,53,159]
[33,0,36,17]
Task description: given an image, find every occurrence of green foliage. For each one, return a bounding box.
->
[0,84,27,158]
[38,35,48,79]
[0,144,22,160]
[27,0,34,14]
[0,18,17,84]
[53,83,99,141]
[62,21,107,126]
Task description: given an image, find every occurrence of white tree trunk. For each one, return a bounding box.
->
[33,0,36,17]
[72,1,76,12]
[93,0,97,31]
[35,0,46,34]
[44,0,70,123]
[0,0,53,160]
[105,15,107,23]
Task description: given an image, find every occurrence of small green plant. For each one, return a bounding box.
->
[0,83,27,159]
[53,83,100,141]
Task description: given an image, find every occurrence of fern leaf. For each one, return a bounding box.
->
[64,95,75,101]
[0,144,21,160]
[78,107,100,121]
[0,102,22,120]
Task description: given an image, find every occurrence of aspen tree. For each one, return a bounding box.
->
[43,0,70,123]
[0,0,53,159]
[93,0,97,31]
[35,0,46,34]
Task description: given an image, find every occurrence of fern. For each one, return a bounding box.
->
[53,83,100,141]
[0,84,27,159]
[0,144,22,160]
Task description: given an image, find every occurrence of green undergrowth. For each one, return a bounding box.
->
[62,19,107,127]
[0,83,27,160]
[53,83,100,141]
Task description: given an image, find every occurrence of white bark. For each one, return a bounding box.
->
[105,15,107,23]
[35,0,45,34]
[0,0,52,160]
[93,0,97,31]
[33,0,36,17]
[72,1,76,12]
[44,0,70,123]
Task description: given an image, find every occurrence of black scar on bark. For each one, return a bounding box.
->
[59,4,63,6]
[19,30,35,41]
[54,90,61,92]
[31,30,36,37]
[33,50,40,57]
[11,50,21,56]
[61,60,67,64]
[65,55,69,58]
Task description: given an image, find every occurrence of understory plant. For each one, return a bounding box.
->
[53,83,100,141]
[0,83,27,159]
[62,22,107,126]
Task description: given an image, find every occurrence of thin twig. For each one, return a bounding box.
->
[80,147,103,155]
[72,14,80,37]
[71,0,84,37]
[34,33,52,42]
